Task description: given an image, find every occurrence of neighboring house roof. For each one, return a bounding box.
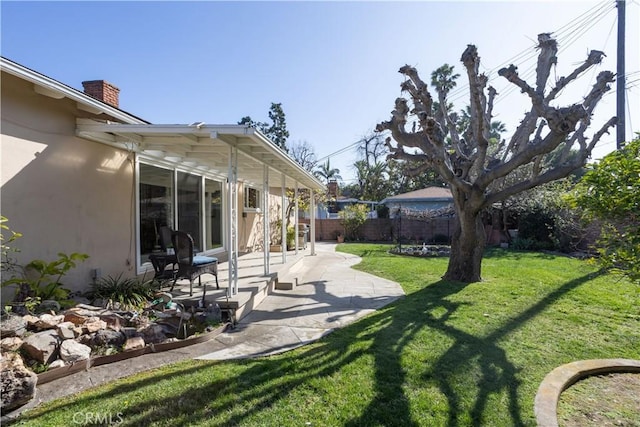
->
[381,186,453,204]
[1,57,324,191]
[336,197,378,205]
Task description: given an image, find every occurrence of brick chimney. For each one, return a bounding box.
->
[82,80,120,108]
[327,180,338,198]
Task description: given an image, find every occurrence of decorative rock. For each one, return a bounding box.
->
[99,313,124,331]
[34,314,65,330]
[91,329,125,347]
[123,336,145,351]
[82,318,107,334]
[63,311,89,326]
[1,337,23,352]
[0,351,38,413]
[121,327,139,338]
[71,304,106,313]
[140,324,168,344]
[78,333,94,346]
[0,315,27,338]
[60,339,91,363]
[22,330,59,364]
[22,314,39,328]
[56,322,77,340]
[48,359,66,369]
[39,300,61,313]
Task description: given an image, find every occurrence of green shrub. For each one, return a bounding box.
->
[87,274,158,310]
[339,204,368,241]
[2,252,89,312]
[1,217,88,312]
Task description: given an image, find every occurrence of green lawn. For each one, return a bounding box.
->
[12,245,639,426]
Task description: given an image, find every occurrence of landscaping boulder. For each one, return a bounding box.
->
[33,314,65,330]
[48,359,66,369]
[0,315,27,338]
[91,329,125,347]
[39,300,61,313]
[140,324,167,344]
[1,352,38,413]
[63,311,90,326]
[22,330,59,364]
[0,337,23,352]
[121,327,140,338]
[56,322,77,340]
[99,313,125,331]
[60,340,91,363]
[82,318,107,334]
[123,336,145,351]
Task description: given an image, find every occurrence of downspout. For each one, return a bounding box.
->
[294,182,299,256]
[310,189,316,256]
[281,174,287,264]
[263,164,270,275]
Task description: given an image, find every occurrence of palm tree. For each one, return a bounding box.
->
[314,159,342,184]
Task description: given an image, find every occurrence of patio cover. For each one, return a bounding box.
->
[76,120,324,190]
[76,120,324,297]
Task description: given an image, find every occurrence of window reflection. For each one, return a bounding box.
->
[139,164,173,262]
[177,172,201,250]
[205,179,222,250]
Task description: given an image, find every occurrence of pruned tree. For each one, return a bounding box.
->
[376,33,616,283]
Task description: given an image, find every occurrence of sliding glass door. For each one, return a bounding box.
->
[138,162,224,267]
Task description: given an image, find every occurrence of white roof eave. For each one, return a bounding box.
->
[75,121,325,190]
[1,57,146,125]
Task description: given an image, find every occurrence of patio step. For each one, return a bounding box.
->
[275,255,307,290]
[166,251,309,323]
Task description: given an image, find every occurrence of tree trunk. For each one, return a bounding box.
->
[443,209,485,282]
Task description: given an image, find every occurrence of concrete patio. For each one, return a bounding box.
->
[25,242,405,410]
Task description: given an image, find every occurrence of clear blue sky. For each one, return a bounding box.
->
[2,1,638,183]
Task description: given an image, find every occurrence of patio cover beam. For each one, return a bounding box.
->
[227,145,239,297]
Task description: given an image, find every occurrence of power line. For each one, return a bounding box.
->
[445,1,616,109]
[315,139,361,163]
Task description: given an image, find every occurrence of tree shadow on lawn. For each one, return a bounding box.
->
[483,247,560,261]
[16,271,603,427]
[418,270,605,426]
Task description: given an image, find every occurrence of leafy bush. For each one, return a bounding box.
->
[339,204,369,241]
[510,180,585,252]
[87,274,159,310]
[1,217,89,312]
[568,138,640,283]
[511,237,554,251]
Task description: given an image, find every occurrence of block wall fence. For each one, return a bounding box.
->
[301,218,458,243]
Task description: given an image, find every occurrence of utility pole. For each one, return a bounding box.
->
[616,0,626,149]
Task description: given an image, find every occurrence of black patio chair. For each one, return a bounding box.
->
[170,231,219,305]
[149,226,178,283]
[158,225,174,253]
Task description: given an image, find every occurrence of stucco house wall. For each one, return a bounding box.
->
[1,72,135,297]
[1,58,323,303]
